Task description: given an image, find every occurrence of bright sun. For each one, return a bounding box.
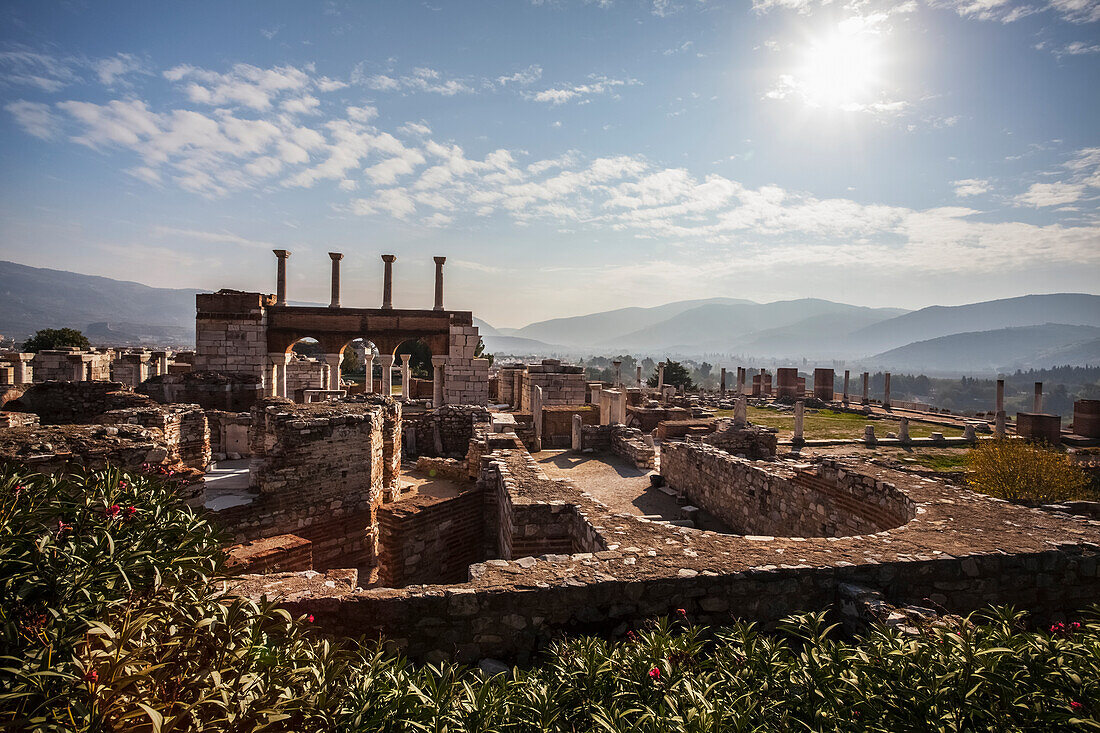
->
[798,29,883,110]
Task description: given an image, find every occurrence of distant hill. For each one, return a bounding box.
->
[867,324,1100,373]
[512,297,754,347]
[0,260,200,344]
[607,299,906,352]
[849,294,1100,356]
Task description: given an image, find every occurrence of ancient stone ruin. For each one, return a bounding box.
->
[2,254,1099,664]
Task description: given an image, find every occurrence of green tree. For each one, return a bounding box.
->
[647,360,695,391]
[22,328,90,353]
[396,340,433,379]
[340,348,362,376]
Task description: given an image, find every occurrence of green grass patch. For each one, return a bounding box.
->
[713,406,964,441]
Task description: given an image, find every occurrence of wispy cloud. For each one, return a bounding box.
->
[528,75,640,105]
[953,178,991,197]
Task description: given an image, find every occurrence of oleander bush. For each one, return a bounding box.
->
[1,464,1098,732]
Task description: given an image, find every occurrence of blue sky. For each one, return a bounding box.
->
[0,0,1097,328]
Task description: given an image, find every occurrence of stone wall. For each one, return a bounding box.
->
[405,404,490,458]
[443,324,489,406]
[194,290,272,381]
[542,405,599,449]
[6,381,155,424]
[285,356,327,400]
[31,350,112,383]
[97,405,211,470]
[661,442,915,538]
[205,410,251,459]
[0,411,38,428]
[233,431,1100,664]
[139,371,265,412]
[212,398,400,573]
[0,424,203,504]
[610,425,655,469]
[702,421,778,459]
[377,489,485,587]
[656,419,716,442]
[519,360,587,412]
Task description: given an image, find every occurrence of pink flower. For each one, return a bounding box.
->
[307,614,315,623]
[627,630,637,642]
[676,608,687,618]
[125,506,137,519]
[1070,622,1081,630]
[118,481,128,489]
[83,669,98,683]
[648,667,661,679]
[56,520,71,537]
[1070,701,1083,711]
[105,505,121,519]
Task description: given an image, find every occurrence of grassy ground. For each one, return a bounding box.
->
[712,407,965,441]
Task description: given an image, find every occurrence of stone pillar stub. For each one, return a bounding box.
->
[571,413,583,451]
[433,256,446,311]
[273,249,290,306]
[612,360,622,388]
[793,401,805,444]
[734,395,747,426]
[861,372,870,405]
[995,410,1006,439]
[720,368,726,396]
[883,372,892,409]
[363,353,375,393]
[996,378,1005,413]
[379,354,395,396]
[898,416,910,444]
[1034,382,1043,413]
[531,385,544,448]
[843,370,850,405]
[636,365,642,387]
[657,362,665,392]
[325,353,342,391]
[431,355,446,407]
[863,425,876,445]
[381,254,396,309]
[328,252,343,308]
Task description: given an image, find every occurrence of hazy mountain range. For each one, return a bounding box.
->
[2,260,1098,373]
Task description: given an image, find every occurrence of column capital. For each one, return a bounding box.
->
[329,251,343,261]
[381,254,396,263]
[433,256,446,265]
[273,249,290,259]
[378,353,395,364]
[431,355,448,367]
[400,353,412,363]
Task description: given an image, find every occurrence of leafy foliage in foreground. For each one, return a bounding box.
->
[1,465,1098,732]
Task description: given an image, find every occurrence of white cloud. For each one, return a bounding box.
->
[164,63,313,110]
[94,53,146,86]
[151,225,278,249]
[497,65,543,86]
[953,178,991,197]
[1015,182,1087,207]
[359,66,474,95]
[529,75,639,105]
[1046,0,1100,22]
[0,50,80,91]
[5,100,58,139]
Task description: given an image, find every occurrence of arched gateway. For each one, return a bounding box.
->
[193,251,488,406]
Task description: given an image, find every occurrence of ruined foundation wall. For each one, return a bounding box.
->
[285,357,327,400]
[405,404,490,458]
[444,324,489,406]
[661,443,915,538]
[702,422,778,460]
[377,489,485,587]
[214,398,397,572]
[97,405,211,470]
[140,371,264,412]
[6,381,156,424]
[205,410,251,458]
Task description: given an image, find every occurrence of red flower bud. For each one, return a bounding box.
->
[1070,701,1083,710]
[307,614,315,623]
[648,667,660,679]
[83,669,98,683]
[105,504,121,518]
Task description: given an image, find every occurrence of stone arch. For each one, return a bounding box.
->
[393,337,433,400]
[271,337,332,401]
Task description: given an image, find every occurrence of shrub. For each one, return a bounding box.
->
[1,464,1098,731]
[965,438,1093,503]
[22,328,91,353]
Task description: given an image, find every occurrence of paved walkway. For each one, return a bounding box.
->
[535,449,732,533]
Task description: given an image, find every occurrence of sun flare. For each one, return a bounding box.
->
[797,28,883,111]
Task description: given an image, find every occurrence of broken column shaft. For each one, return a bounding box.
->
[328,252,343,308]
[381,254,396,309]
[433,256,446,311]
[273,249,290,306]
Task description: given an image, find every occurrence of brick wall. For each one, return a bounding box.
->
[443,324,489,406]
[377,489,485,586]
[286,356,327,400]
[519,361,587,412]
[226,534,313,574]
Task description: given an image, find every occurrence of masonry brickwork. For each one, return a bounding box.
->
[6,381,156,424]
[194,291,271,380]
[701,421,778,460]
[519,360,587,412]
[31,349,112,383]
[140,371,264,412]
[661,442,916,538]
[377,489,485,587]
